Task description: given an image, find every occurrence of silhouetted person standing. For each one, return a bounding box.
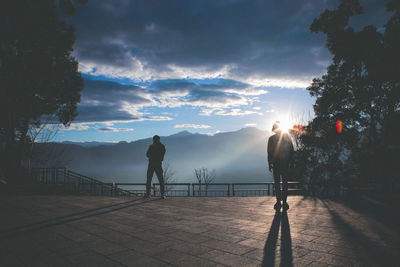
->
[146,135,166,198]
[268,122,294,211]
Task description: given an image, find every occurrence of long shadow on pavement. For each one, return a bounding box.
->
[280,211,293,266]
[1,198,160,238]
[3,198,143,231]
[262,211,293,267]
[333,195,400,230]
[322,199,399,266]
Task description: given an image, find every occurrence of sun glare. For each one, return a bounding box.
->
[270,117,293,133]
[279,120,291,133]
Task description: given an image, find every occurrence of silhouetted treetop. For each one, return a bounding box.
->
[0,0,87,179]
[296,0,400,195]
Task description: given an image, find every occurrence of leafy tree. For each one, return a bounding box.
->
[0,0,87,179]
[301,0,400,195]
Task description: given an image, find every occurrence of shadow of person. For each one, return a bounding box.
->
[280,211,293,267]
[262,211,281,267]
[1,198,161,238]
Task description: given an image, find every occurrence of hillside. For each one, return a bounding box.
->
[33,127,273,183]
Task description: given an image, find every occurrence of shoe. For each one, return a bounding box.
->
[161,195,166,199]
[283,202,289,211]
[274,202,282,211]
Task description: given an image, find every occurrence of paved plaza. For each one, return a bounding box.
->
[0,195,399,266]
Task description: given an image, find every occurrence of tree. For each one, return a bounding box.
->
[194,167,216,196]
[0,0,87,179]
[163,160,176,194]
[301,0,400,195]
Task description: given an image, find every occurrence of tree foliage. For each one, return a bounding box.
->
[299,0,400,195]
[0,0,86,179]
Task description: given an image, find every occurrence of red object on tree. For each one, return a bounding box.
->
[336,120,342,133]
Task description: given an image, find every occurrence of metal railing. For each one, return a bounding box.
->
[28,168,132,196]
[192,183,230,197]
[117,181,304,197]
[27,168,305,197]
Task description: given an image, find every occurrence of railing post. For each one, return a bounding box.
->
[267,184,270,195]
[227,184,230,197]
[232,184,235,196]
[153,184,156,197]
[192,184,195,197]
[187,184,190,196]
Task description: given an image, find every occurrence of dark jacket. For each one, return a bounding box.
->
[267,133,294,165]
[146,142,166,163]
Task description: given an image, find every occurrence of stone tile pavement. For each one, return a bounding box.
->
[0,195,399,266]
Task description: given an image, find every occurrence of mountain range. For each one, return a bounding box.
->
[34,127,273,183]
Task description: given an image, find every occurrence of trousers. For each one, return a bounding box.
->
[273,162,289,203]
[146,161,165,196]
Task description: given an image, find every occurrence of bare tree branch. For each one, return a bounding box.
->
[194,167,216,196]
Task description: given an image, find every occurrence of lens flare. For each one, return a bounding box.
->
[279,120,291,133]
[336,120,342,133]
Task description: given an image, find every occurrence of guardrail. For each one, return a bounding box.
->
[28,168,132,196]
[27,168,305,197]
[118,182,304,197]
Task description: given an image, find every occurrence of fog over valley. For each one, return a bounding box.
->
[34,127,273,183]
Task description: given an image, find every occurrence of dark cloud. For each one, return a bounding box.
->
[81,79,150,105]
[70,0,391,84]
[74,105,137,123]
[74,79,151,123]
[74,77,265,123]
[148,78,249,92]
[96,127,114,132]
[147,78,263,108]
[96,127,134,132]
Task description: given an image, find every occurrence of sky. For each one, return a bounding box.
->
[57,0,391,142]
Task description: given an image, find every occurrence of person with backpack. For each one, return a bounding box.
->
[145,135,166,198]
[268,122,294,211]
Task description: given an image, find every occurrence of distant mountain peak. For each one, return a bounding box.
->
[168,130,193,137]
[237,126,263,133]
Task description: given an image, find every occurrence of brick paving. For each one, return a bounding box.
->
[0,195,399,266]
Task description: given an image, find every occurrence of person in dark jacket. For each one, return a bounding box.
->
[268,122,294,211]
[145,135,166,198]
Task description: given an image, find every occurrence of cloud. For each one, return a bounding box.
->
[62,123,90,131]
[96,127,134,132]
[72,0,379,87]
[73,77,266,124]
[205,130,222,136]
[70,1,391,89]
[244,123,257,127]
[215,109,263,116]
[75,78,178,123]
[174,124,211,129]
